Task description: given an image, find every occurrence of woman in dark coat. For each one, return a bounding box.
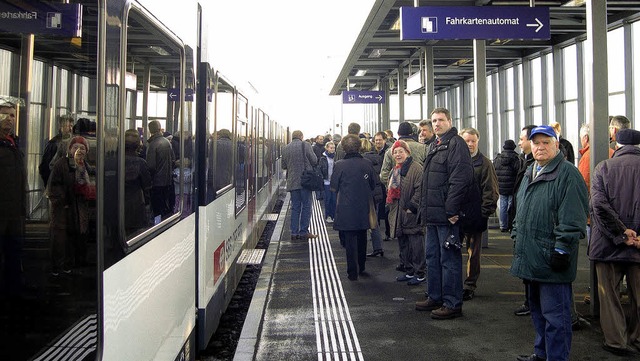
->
[331,134,378,281]
[124,129,152,237]
[48,136,95,274]
[386,140,424,285]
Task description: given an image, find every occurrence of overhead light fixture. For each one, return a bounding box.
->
[368,49,386,58]
[149,45,170,56]
[390,17,400,31]
[448,58,472,67]
[491,39,511,45]
[349,83,357,88]
[355,69,367,76]
[562,0,585,6]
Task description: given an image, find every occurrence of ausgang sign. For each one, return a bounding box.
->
[342,91,385,104]
[400,6,550,41]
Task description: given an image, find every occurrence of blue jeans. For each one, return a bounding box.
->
[290,189,312,236]
[369,225,383,251]
[425,224,463,309]
[499,194,513,230]
[527,281,573,361]
[323,184,336,219]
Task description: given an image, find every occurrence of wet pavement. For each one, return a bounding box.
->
[235,195,622,361]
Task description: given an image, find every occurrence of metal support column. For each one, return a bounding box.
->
[586,0,609,317]
[474,40,488,155]
[424,46,435,115]
[397,66,405,124]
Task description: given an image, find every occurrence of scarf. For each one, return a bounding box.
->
[326,151,335,159]
[386,164,402,204]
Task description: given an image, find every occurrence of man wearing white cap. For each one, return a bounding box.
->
[511,125,588,361]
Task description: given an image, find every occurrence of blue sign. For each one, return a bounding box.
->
[400,6,550,40]
[168,88,194,102]
[342,91,385,104]
[0,3,82,37]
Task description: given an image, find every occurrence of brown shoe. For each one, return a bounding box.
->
[301,233,318,239]
[431,306,462,320]
[415,298,442,311]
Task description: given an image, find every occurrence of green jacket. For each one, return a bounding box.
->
[510,151,588,283]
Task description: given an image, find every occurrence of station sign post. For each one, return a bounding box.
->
[400,6,550,40]
[342,90,385,104]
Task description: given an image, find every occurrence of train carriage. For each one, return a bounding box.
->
[0,1,285,360]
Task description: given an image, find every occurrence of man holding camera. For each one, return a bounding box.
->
[510,125,588,361]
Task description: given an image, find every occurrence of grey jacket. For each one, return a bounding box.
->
[282,139,317,191]
[147,133,175,187]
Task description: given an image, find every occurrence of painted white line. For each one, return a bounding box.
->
[308,199,364,360]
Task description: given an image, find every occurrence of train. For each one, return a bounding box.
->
[0,1,288,360]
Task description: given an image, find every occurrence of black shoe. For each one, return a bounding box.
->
[462,289,474,301]
[516,354,545,361]
[366,249,384,257]
[514,304,531,316]
[500,228,510,233]
[347,274,358,281]
[602,343,640,356]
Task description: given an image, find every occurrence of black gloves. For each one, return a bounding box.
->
[550,251,570,271]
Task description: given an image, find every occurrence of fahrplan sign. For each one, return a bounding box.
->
[0,2,82,38]
[400,6,550,41]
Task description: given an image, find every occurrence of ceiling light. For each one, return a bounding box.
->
[149,45,170,56]
[355,69,367,76]
[368,49,386,58]
[390,17,400,31]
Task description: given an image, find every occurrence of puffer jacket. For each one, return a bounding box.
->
[419,127,474,225]
[510,151,588,283]
[388,156,423,237]
[493,149,520,195]
[588,145,640,263]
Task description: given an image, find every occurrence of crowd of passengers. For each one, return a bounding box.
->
[282,108,640,361]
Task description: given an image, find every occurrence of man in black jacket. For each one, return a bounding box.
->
[415,107,474,319]
[39,114,74,186]
[493,139,520,232]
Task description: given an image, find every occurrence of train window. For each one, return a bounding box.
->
[235,94,248,214]
[257,110,267,190]
[248,107,257,198]
[117,5,184,248]
[211,75,234,196]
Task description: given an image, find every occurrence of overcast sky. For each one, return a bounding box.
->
[207,0,376,137]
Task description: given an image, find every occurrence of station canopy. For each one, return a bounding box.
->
[330,0,640,95]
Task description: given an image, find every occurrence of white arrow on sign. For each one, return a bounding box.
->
[526,18,543,33]
[169,92,177,99]
[376,95,383,101]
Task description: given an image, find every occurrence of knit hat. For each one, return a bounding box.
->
[616,128,640,145]
[391,140,411,154]
[68,136,89,152]
[397,122,414,136]
[503,139,516,150]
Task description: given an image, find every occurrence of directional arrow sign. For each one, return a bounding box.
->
[400,6,550,40]
[342,90,386,104]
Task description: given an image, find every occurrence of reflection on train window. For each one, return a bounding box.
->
[235,93,248,214]
[211,77,234,196]
[117,7,184,249]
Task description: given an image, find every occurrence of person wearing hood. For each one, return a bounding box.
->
[493,139,521,232]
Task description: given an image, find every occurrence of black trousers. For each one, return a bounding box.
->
[340,230,367,279]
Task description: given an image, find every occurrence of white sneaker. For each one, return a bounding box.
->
[326,217,333,223]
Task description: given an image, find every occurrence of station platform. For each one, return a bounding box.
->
[234,193,619,361]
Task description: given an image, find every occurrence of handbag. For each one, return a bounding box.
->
[300,142,324,191]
